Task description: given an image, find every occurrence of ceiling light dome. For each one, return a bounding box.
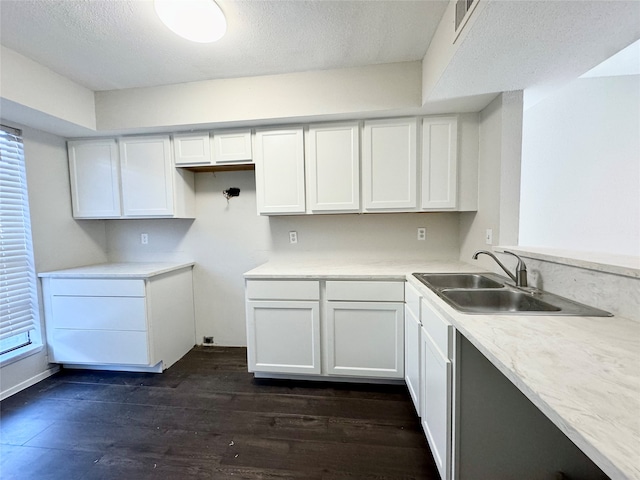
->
[154,0,227,43]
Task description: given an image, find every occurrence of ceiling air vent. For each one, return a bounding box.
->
[455,0,478,36]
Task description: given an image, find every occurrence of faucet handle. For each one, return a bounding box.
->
[502,251,528,287]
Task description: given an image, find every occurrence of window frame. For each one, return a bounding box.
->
[0,124,43,366]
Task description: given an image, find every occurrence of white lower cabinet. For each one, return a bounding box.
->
[245,280,321,375]
[420,297,454,480]
[404,282,422,415]
[246,300,321,375]
[326,301,404,378]
[245,279,404,380]
[41,267,195,371]
[325,280,404,379]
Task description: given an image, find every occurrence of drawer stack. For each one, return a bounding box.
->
[47,278,150,365]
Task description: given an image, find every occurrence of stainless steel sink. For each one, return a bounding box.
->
[413,273,503,289]
[411,272,612,316]
[440,289,561,313]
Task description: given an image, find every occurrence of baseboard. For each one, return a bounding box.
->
[253,371,405,385]
[0,365,61,401]
[62,361,163,373]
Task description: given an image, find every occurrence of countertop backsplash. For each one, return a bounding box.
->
[524,258,639,321]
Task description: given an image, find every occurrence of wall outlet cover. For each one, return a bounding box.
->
[485,229,493,245]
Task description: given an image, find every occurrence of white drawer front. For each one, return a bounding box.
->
[405,282,422,320]
[51,296,147,331]
[50,278,145,297]
[326,281,404,302]
[246,280,319,300]
[421,299,452,358]
[50,330,149,365]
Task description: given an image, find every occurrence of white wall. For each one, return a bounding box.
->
[0,124,108,398]
[105,171,461,346]
[95,62,422,132]
[519,75,640,256]
[0,46,96,133]
[459,92,523,270]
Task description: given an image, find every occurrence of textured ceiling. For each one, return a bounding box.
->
[0,0,448,91]
[429,0,640,106]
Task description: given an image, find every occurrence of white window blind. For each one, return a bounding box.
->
[0,126,38,356]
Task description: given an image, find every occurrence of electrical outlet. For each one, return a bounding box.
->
[140,233,149,245]
[417,227,426,241]
[289,231,298,244]
[485,229,493,245]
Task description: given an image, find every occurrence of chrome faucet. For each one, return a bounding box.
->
[472,250,528,287]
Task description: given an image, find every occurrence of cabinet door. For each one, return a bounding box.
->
[326,302,404,378]
[212,130,252,164]
[421,326,452,480]
[405,307,421,416]
[67,139,121,218]
[254,128,305,215]
[362,118,417,211]
[306,123,360,212]
[120,136,175,217]
[173,132,212,166]
[246,300,320,374]
[421,117,458,209]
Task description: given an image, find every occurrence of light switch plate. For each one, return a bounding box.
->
[485,229,493,245]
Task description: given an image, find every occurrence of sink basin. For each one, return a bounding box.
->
[413,273,504,289]
[412,271,612,316]
[441,289,561,314]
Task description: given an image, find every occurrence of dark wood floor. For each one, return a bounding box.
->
[0,347,438,479]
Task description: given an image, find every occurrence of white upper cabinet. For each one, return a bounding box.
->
[69,137,194,219]
[421,116,458,210]
[362,118,418,212]
[68,139,121,218]
[173,132,211,166]
[212,129,253,164]
[254,127,305,215]
[119,135,194,218]
[306,122,360,213]
[172,129,253,167]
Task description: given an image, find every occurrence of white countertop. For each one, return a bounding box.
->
[244,258,485,279]
[246,258,640,480]
[38,261,195,279]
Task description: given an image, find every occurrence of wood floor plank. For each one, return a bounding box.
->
[0,347,437,479]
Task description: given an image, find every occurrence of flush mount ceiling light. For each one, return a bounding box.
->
[154,0,227,43]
